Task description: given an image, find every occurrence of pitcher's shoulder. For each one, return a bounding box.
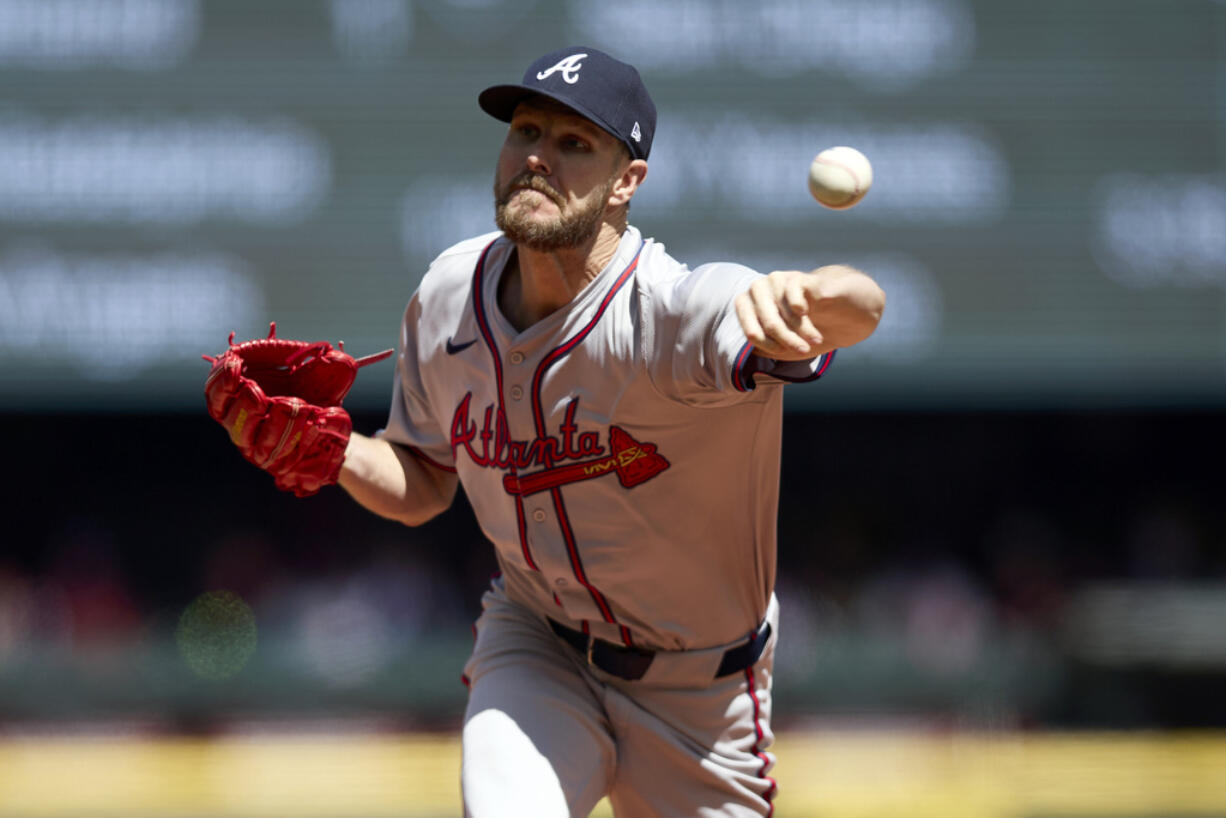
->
[633,239,759,306]
[419,231,505,295]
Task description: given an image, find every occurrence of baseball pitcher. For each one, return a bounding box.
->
[205,46,885,817]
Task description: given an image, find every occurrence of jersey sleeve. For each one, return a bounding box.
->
[377,293,457,472]
[644,261,835,405]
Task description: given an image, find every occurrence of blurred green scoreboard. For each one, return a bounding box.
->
[1,0,1223,411]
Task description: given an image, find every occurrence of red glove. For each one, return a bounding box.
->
[203,323,392,497]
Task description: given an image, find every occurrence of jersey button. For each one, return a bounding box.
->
[532,509,547,522]
[510,351,525,364]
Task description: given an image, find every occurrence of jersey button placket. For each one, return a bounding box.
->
[509,351,525,403]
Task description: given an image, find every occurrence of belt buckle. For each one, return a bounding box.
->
[585,634,596,666]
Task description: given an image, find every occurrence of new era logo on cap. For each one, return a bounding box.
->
[478,46,657,161]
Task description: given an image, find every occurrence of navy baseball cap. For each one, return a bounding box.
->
[478,46,657,161]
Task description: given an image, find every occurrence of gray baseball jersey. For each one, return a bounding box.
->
[381,225,833,653]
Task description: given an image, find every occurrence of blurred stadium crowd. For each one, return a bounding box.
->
[2,409,1224,732]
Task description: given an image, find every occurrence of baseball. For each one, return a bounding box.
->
[808,146,873,210]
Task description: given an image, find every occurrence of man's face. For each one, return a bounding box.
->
[494,99,627,251]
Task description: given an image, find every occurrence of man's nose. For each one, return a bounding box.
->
[525,150,550,176]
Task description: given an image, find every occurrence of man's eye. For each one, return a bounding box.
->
[563,138,589,150]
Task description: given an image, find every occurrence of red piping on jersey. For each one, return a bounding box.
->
[732,341,756,392]
[529,239,646,441]
[745,666,778,814]
[472,239,539,572]
[732,344,837,391]
[815,350,834,377]
[512,500,532,568]
[529,238,646,647]
[770,348,836,383]
[550,486,626,643]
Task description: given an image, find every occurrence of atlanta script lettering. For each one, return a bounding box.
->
[450,393,603,470]
[449,393,671,495]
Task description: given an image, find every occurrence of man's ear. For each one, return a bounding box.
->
[608,159,648,207]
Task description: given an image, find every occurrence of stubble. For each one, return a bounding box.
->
[494,172,613,252]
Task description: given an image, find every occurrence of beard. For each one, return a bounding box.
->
[494,171,613,252]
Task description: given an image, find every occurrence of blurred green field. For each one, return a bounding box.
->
[1,730,1224,817]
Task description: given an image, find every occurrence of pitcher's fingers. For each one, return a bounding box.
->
[751,280,810,353]
[735,292,768,349]
[795,314,821,345]
[783,276,809,316]
[736,292,793,355]
[782,277,822,343]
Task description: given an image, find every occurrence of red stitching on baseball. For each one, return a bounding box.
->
[813,154,863,197]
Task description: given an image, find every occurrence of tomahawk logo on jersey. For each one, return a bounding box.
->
[450,393,670,496]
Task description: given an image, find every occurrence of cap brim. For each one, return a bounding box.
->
[477,84,624,149]
[478,84,542,122]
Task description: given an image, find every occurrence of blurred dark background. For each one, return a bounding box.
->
[3,407,1223,731]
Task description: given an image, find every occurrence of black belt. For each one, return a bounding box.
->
[548,618,772,682]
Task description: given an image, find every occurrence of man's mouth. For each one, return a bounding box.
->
[507,176,563,206]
